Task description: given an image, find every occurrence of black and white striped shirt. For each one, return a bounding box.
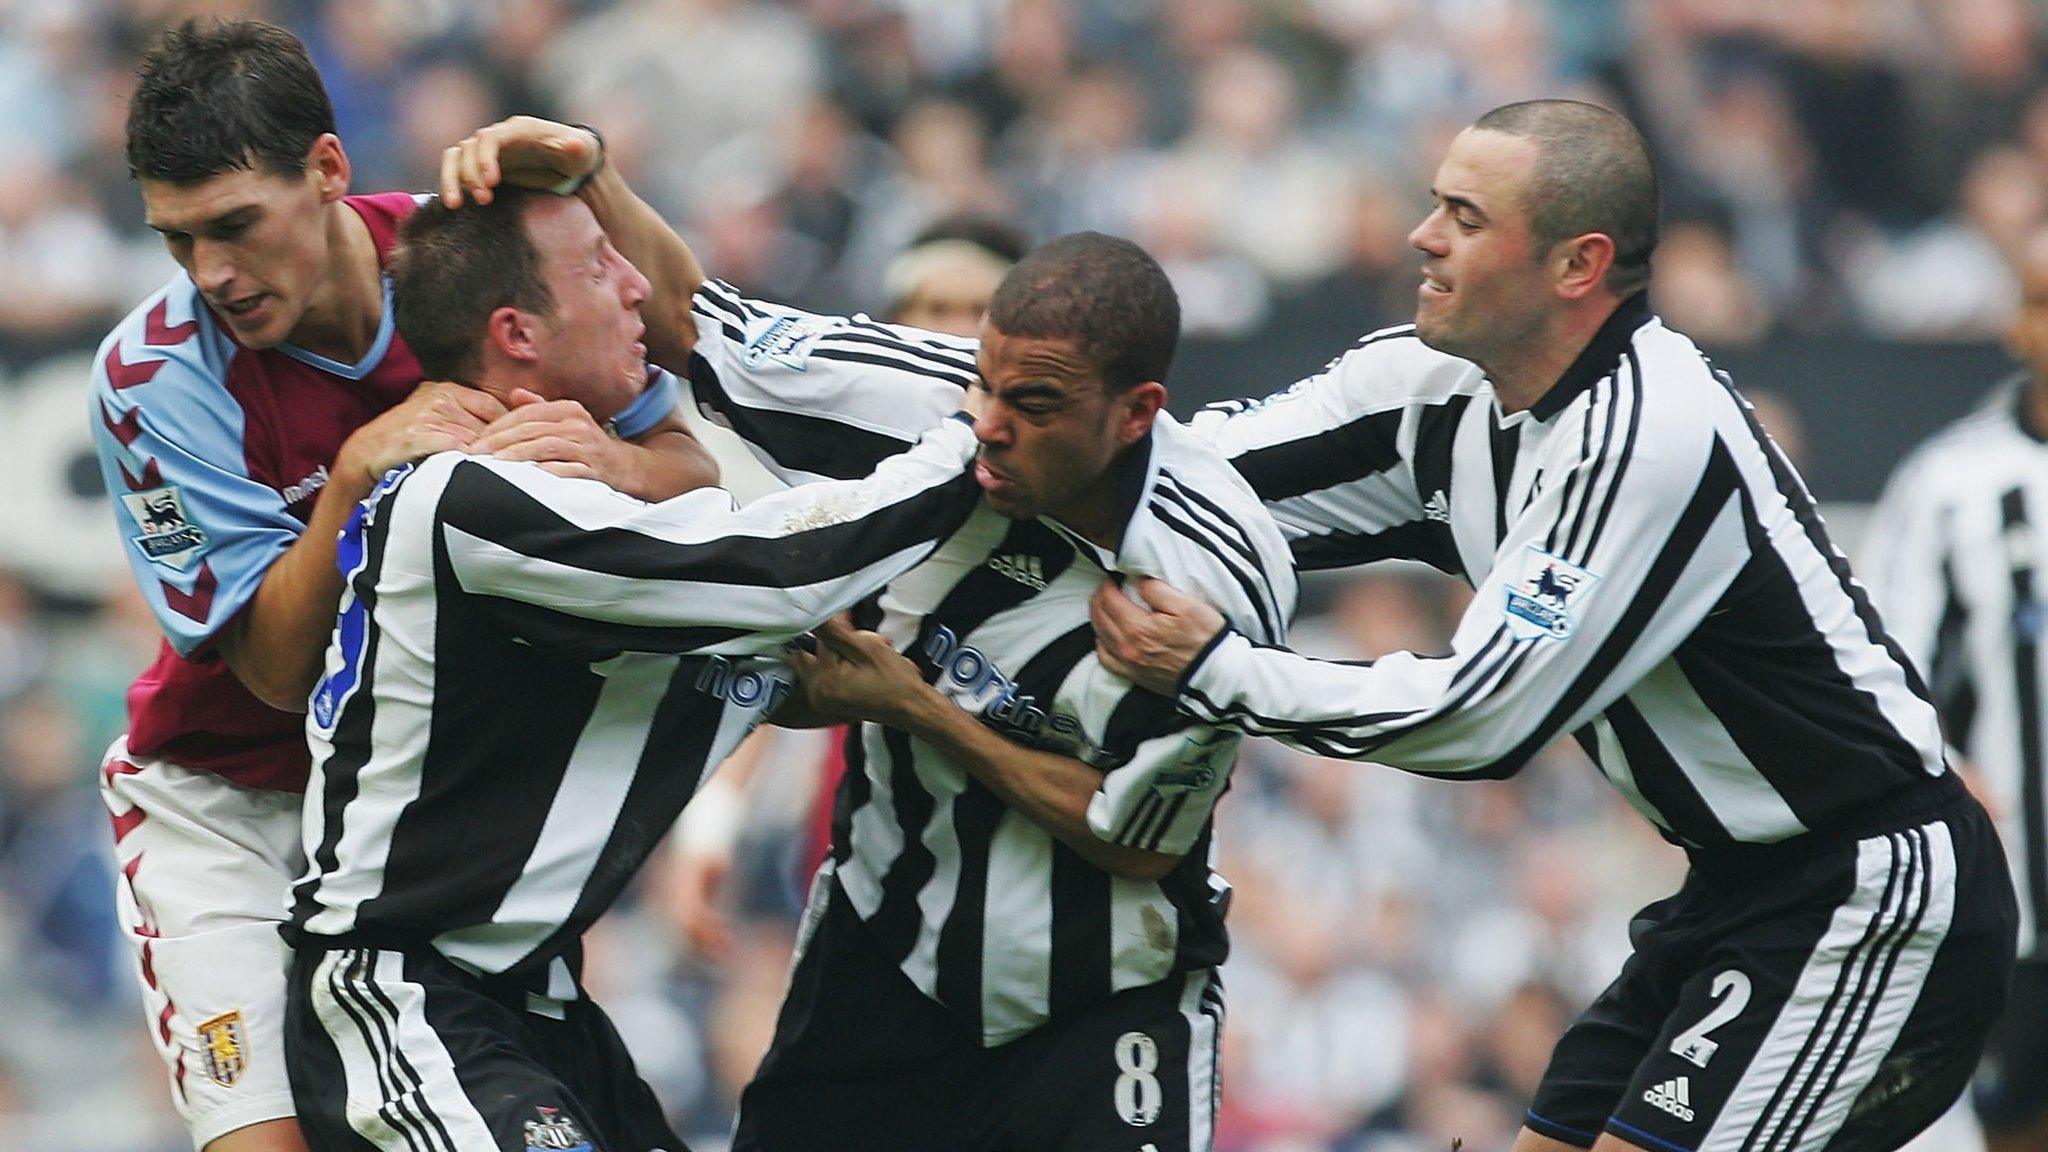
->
[1179,294,1948,851]
[1865,381,2048,956]
[687,282,1299,1044]
[286,410,984,989]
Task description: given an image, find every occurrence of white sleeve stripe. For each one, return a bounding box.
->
[1152,476,1288,638]
[1543,386,1603,555]
[843,315,979,352]
[822,326,978,371]
[1147,501,1282,642]
[694,280,748,326]
[809,346,975,388]
[1552,379,1616,560]
[1568,358,1646,567]
[1556,375,1620,561]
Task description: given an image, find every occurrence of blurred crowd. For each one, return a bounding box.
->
[8,0,2048,362]
[0,0,2038,1148]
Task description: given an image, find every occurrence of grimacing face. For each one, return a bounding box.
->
[142,142,345,351]
[969,322,1157,534]
[518,195,651,423]
[1407,127,1557,369]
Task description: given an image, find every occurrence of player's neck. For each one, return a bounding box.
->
[1490,299,1621,415]
[1051,460,1133,553]
[285,199,382,364]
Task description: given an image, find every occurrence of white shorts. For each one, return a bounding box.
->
[100,737,306,1149]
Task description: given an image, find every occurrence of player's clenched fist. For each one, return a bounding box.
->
[335,379,506,486]
[1089,576,1227,696]
[440,115,603,208]
[786,616,934,729]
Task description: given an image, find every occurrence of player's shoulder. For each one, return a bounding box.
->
[1197,324,1481,435]
[91,276,233,402]
[1134,417,1298,637]
[1319,324,1484,403]
[693,278,977,373]
[1610,317,1747,442]
[348,190,428,258]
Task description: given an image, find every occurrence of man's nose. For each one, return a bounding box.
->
[192,240,235,294]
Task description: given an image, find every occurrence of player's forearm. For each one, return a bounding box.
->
[616,420,720,502]
[579,166,705,372]
[897,692,1180,882]
[217,471,367,711]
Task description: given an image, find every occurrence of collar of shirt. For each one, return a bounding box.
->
[1042,421,1161,570]
[1526,290,1654,423]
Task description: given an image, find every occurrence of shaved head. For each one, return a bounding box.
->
[1473,99,1660,296]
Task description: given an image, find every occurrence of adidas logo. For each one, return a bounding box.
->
[1423,489,1452,523]
[988,552,1048,590]
[1643,1076,1694,1122]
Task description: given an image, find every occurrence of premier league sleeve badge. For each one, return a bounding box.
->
[120,485,209,571]
[1503,546,1600,640]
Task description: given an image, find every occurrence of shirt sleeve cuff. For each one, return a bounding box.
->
[1175,626,1245,717]
[608,369,681,441]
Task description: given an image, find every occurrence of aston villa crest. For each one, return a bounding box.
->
[197,1010,249,1087]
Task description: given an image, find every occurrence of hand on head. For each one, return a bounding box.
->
[440,116,603,208]
[1089,576,1227,696]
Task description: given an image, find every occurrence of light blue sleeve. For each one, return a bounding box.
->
[87,294,302,656]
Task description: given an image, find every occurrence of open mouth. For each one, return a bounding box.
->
[974,460,1016,493]
[219,293,269,318]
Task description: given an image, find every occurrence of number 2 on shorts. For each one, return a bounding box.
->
[1669,969,1752,1069]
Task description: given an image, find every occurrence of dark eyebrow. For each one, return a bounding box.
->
[1437,191,1486,222]
[151,205,260,236]
[999,380,1067,404]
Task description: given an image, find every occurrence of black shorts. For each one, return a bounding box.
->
[1526,775,2017,1152]
[1973,956,2048,1132]
[732,872,1224,1152]
[284,943,687,1152]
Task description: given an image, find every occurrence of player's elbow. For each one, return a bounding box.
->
[220,632,319,713]
[242,666,316,714]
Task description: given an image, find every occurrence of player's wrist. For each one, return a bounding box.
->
[555,123,607,197]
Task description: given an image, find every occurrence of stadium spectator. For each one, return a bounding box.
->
[11,5,2048,1146]
[1863,223,2048,1152]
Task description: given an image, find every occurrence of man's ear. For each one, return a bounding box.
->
[488,305,542,363]
[1555,232,1617,301]
[1117,381,1167,446]
[307,133,350,204]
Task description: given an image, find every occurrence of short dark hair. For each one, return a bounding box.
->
[986,232,1178,392]
[391,190,556,383]
[911,214,1031,265]
[127,19,336,184]
[1473,99,1660,296]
